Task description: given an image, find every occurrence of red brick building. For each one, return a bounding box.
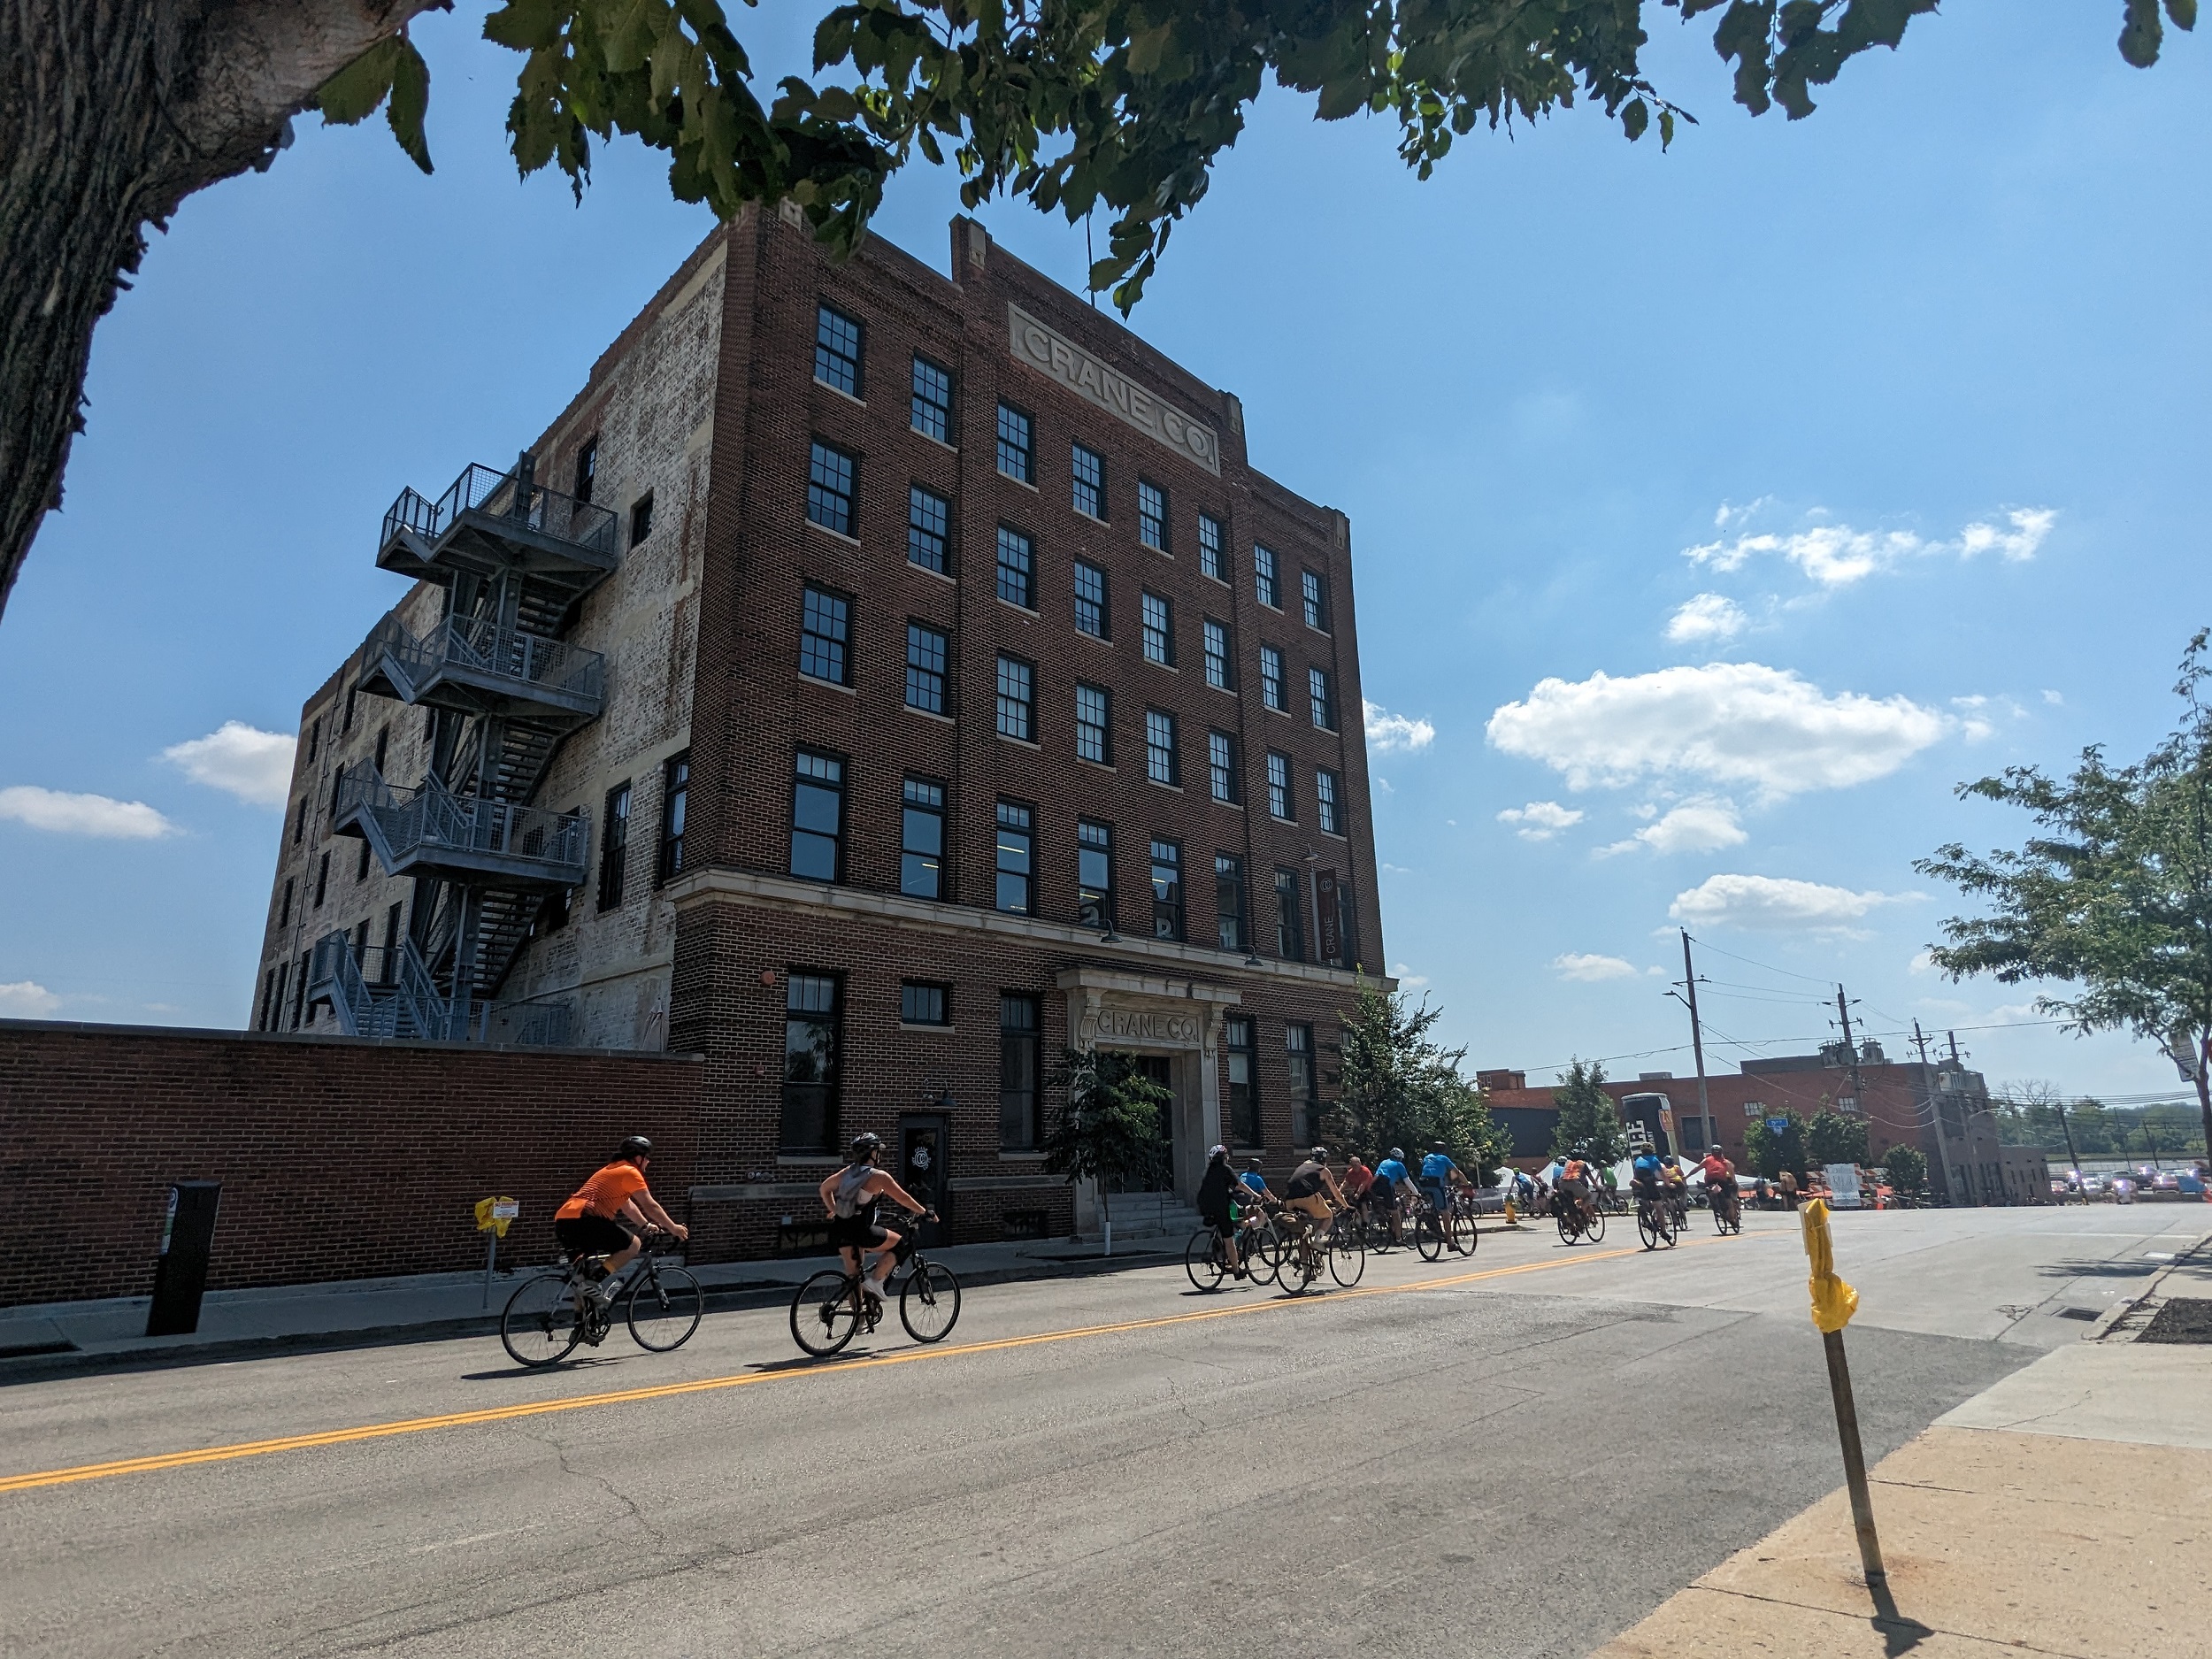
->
[246,209,1387,1256]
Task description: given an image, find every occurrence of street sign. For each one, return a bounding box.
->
[1827,1164,1863,1209]
[1767,1117,1789,1133]
[474,1196,519,1236]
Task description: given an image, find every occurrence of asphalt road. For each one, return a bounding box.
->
[4,1203,2202,1658]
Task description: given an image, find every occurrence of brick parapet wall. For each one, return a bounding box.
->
[0,1022,702,1309]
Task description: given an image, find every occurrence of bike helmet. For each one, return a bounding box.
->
[1388,1147,1404,1161]
[849,1131,884,1162]
[1431,1141,1448,1152]
[1246,1156,1264,1169]
[618,1134,653,1160]
[1208,1143,1229,1162]
[1311,1145,1330,1161]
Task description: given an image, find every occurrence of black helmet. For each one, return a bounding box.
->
[618,1134,653,1160]
[849,1131,884,1162]
[1246,1156,1263,1169]
[1431,1141,1448,1152]
[1310,1145,1330,1162]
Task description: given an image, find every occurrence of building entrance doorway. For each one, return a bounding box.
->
[1105,1053,1177,1192]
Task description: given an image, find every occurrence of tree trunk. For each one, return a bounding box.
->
[0,1,437,623]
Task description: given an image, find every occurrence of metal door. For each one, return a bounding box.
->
[897,1113,950,1247]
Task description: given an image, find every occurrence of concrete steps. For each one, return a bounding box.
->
[1088,1191,1203,1246]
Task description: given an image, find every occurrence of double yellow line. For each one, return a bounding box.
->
[3,1233,1734,1495]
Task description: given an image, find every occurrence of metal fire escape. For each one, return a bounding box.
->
[305,457,617,1042]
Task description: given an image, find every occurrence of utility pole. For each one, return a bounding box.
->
[2055,1095,2082,1178]
[1680,930,1713,1155]
[1916,1018,1955,1208]
[1835,984,1865,1111]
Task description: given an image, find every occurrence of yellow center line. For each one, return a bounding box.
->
[3,1229,1754,1496]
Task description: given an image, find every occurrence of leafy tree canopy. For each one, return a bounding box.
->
[1333,979,1508,1179]
[1743,1107,1807,1179]
[1806,1108,1869,1167]
[1880,1142,1926,1194]
[1550,1057,1626,1168]
[1041,1048,1170,1248]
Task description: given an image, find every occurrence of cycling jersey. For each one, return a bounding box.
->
[1197,1163,1238,1226]
[1701,1155,1730,1183]
[1420,1152,1459,1186]
[826,1163,888,1248]
[1239,1170,1270,1196]
[1284,1160,1330,1200]
[557,1161,648,1222]
[1373,1158,1409,1188]
[1341,1164,1374,1200]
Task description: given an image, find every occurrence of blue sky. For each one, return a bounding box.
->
[2,4,2205,1102]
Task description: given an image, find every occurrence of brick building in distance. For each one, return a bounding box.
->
[1478,1045,2051,1206]
[250,208,1387,1256]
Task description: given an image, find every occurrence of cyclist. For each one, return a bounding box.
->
[1240,1156,1277,1204]
[1662,1156,1689,1224]
[554,1135,689,1300]
[1340,1150,1375,1210]
[818,1132,928,1307]
[1371,1147,1412,1243]
[1556,1154,1594,1225]
[1197,1145,1251,1277]
[1701,1147,1737,1221]
[1418,1141,1462,1216]
[1281,1146,1345,1240]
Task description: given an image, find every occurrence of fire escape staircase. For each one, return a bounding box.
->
[310,456,616,1045]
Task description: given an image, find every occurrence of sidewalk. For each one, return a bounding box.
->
[1597,1248,2212,1658]
[0,1232,1188,1375]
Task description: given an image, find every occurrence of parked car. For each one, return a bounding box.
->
[2150,1171,2182,1197]
[2049,1179,2073,1201]
[2178,1170,2207,1198]
[2109,1177,2137,1204]
[2078,1175,2106,1198]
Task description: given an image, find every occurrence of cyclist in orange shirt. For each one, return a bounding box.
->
[556,1135,688,1296]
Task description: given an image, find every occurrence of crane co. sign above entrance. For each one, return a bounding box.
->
[1079,1005,1205,1048]
[1007,303,1222,476]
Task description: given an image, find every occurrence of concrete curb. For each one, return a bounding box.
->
[2085,1226,2211,1343]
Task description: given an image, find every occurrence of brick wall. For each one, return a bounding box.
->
[0,1022,702,1309]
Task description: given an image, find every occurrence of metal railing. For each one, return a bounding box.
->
[308,932,449,1040]
[364,610,605,706]
[335,765,588,881]
[382,463,618,561]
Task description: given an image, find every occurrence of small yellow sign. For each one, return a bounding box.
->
[1800,1197,1860,1333]
[474,1196,519,1238]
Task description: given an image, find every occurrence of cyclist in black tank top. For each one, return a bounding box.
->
[818,1132,928,1304]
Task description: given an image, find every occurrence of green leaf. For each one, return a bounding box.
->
[387,35,435,173]
[312,37,404,127]
[485,0,574,52]
[1622,96,1648,140]
[2120,0,2166,65]
[2166,0,2197,29]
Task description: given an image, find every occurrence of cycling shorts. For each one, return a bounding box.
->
[1286,1194,1333,1225]
[555,1214,631,1259]
[826,1214,891,1250]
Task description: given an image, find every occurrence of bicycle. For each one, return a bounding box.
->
[1273,1205,1363,1294]
[788,1211,960,1356]
[1634,1190,1679,1251]
[1555,1193,1607,1246]
[500,1225,703,1368]
[1185,1209,1278,1290]
[1709,1185,1742,1236]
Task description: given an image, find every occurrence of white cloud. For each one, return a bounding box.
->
[1486,662,1947,801]
[2042,689,2064,706]
[0,786,177,840]
[1497,800,1584,841]
[0,981,62,1017]
[1683,507,2055,589]
[1665,593,1747,644]
[1390,962,1430,989]
[1909,949,1939,976]
[161,721,296,807]
[1553,953,1640,982]
[1669,873,1902,933]
[1604,799,1748,856]
[1364,700,1436,754]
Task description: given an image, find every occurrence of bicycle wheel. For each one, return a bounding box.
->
[1446,1209,1472,1256]
[1244,1223,1281,1286]
[501,1271,584,1368]
[1415,1210,1445,1262]
[1556,1210,1578,1245]
[1661,1210,1680,1248]
[1637,1207,1661,1251]
[1586,1207,1607,1243]
[790,1270,862,1357]
[1185,1228,1226,1291]
[1712,1201,1730,1235]
[1329,1229,1366,1287]
[1279,1239,1317,1296]
[626,1264,703,1352]
[899,1262,962,1343]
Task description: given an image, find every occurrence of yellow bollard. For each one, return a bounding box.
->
[1802,1199,1884,1589]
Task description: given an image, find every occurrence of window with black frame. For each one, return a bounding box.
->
[1138,480,1169,551]
[995,802,1034,913]
[814,303,864,396]
[1208,731,1239,803]
[598,780,631,910]
[1265,750,1293,820]
[1146,709,1179,786]
[1071,443,1105,518]
[798,584,851,684]
[781,973,841,1151]
[996,525,1034,609]
[1317,768,1341,835]
[905,623,949,715]
[996,403,1033,482]
[1202,618,1233,690]
[657,752,688,883]
[1077,819,1114,928]
[996,655,1034,741]
[1259,645,1286,711]
[806,441,856,536]
[908,484,950,574]
[1215,853,1248,951]
[1000,993,1041,1148]
[1310,666,1336,731]
[1150,840,1183,940]
[1286,1023,1317,1143]
[901,982,949,1025]
[1141,591,1174,665]
[1075,683,1112,765]
[901,776,945,899]
[1226,1015,1259,1145]
[1073,559,1110,638]
[911,356,953,442]
[1254,544,1279,609]
[789,750,844,881]
[1302,569,1331,633]
[1273,867,1305,960]
[1198,511,1226,581]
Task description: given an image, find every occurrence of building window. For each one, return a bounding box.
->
[657,751,688,883]
[381,902,403,974]
[356,836,371,881]
[599,781,630,910]
[1077,819,1114,928]
[1198,511,1225,581]
[901,982,949,1025]
[905,623,949,715]
[1309,666,1336,731]
[1073,559,1110,638]
[1286,1023,1317,1143]
[996,525,1034,609]
[1208,731,1239,803]
[814,303,864,396]
[900,776,945,899]
[995,801,1033,913]
[1260,645,1286,711]
[373,723,389,776]
[342,683,357,734]
[279,878,293,928]
[1075,683,1112,764]
[629,491,654,548]
[807,440,856,537]
[292,799,305,845]
[1137,480,1169,551]
[259,969,277,1031]
[995,655,1034,741]
[572,436,597,504]
[798,584,851,684]
[1255,544,1279,609]
[789,750,844,881]
[1266,751,1293,819]
[908,484,950,574]
[1317,768,1341,834]
[1274,867,1305,960]
[1302,569,1331,632]
[1202,618,1233,690]
[911,355,953,442]
[1071,442,1105,518]
[1150,839,1184,940]
[996,403,1033,482]
[1145,709,1179,786]
[308,717,321,762]
[315,850,330,908]
[1000,994,1041,1148]
[781,972,842,1152]
[1141,591,1174,665]
[1226,1015,1259,1145]
[1215,853,1248,951]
